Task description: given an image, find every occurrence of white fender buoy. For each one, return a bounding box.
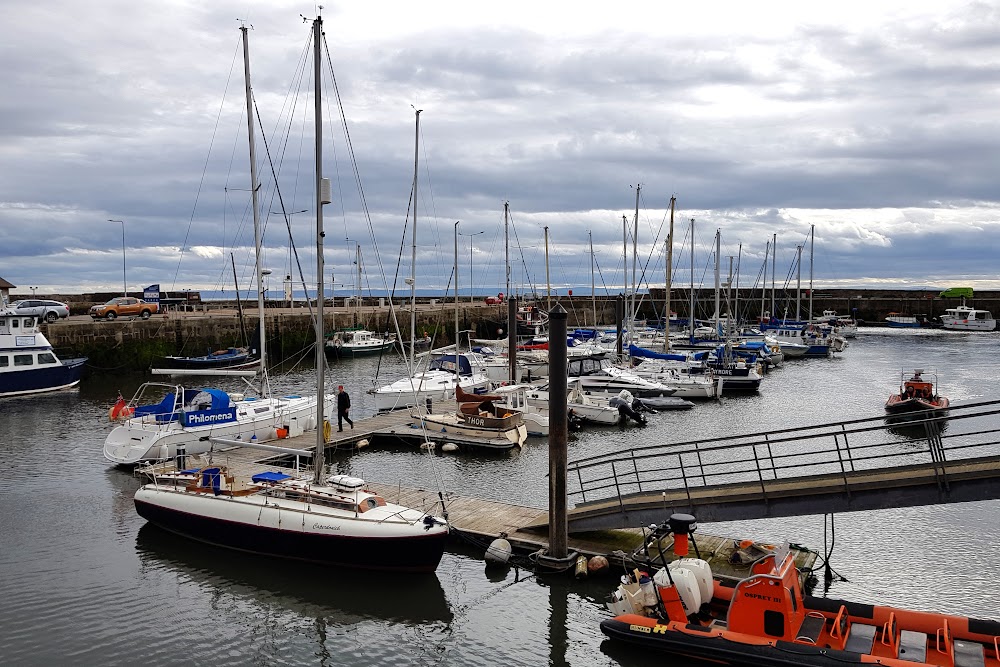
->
[420,441,437,451]
[355,438,370,449]
[441,442,459,453]
[485,536,512,565]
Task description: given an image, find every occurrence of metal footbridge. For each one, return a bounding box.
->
[558,400,1000,531]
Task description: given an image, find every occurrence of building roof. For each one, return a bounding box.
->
[0,277,15,289]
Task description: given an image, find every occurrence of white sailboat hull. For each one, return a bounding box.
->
[104,394,333,465]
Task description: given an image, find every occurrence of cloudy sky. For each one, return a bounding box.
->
[2,0,999,300]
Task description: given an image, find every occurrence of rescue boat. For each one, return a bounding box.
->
[885,369,949,416]
[600,514,1000,667]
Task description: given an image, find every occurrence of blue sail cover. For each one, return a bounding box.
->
[628,344,688,361]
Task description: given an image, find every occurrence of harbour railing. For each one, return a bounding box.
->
[565,399,1000,526]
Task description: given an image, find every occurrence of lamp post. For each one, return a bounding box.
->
[270,209,307,308]
[459,229,484,303]
[108,219,126,296]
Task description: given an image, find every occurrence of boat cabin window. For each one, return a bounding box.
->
[0,356,7,367]
[14,354,33,367]
[37,352,57,365]
[429,355,473,375]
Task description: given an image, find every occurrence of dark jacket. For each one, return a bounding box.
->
[337,391,351,411]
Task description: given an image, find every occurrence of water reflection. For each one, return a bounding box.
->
[135,523,453,625]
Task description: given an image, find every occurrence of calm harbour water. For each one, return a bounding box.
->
[1,327,998,666]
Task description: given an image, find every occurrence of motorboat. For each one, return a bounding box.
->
[515,378,622,426]
[420,386,528,447]
[566,355,676,398]
[601,514,1000,667]
[0,309,87,397]
[885,312,921,328]
[487,383,550,436]
[104,382,328,465]
[371,351,492,412]
[885,369,949,416]
[814,310,859,338]
[941,303,996,332]
[134,468,448,573]
[325,327,397,357]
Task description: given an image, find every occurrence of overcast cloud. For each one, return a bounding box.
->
[2,0,999,299]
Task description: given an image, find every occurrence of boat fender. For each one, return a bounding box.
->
[574,555,589,580]
[355,438,370,449]
[441,442,459,453]
[669,558,713,604]
[655,566,701,614]
[485,536,512,565]
[420,441,436,451]
[587,555,609,575]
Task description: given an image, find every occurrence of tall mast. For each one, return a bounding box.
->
[503,201,510,301]
[544,226,551,310]
[689,218,695,339]
[454,221,460,362]
[409,109,421,365]
[795,244,802,321]
[770,232,776,318]
[761,239,769,321]
[355,243,361,322]
[631,184,640,334]
[808,224,815,321]
[240,24,269,398]
[664,196,675,351]
[589,231,596,327]
[714,229,721,335]
[309,15,328,484]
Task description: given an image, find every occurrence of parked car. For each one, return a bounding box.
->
[89,297,159,321]
[10,299,70,323]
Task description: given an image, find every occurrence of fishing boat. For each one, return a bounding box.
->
[104,20,331,465]
[941,302,996,332]
[132,17,449,575]
[885,312,921,328]
[601,514,1000,667]
[885,369,949,416]
[0,309,87,397]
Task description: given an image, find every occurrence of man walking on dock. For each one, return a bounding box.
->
[337,385,353,432]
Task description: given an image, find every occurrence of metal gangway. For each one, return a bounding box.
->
[561,400,1000,531]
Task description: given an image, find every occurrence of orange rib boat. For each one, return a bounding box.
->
[601,514,999,666]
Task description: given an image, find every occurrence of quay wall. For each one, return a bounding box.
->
[35,289,1000,370]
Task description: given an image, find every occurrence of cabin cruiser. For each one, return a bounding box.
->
[941,303,996,332]
[566,355,676,398]
[0,309,87,397]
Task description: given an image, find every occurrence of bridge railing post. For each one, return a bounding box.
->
[573,464,586,504]
[611,461,625,511]
[839,424,856,473]
[678,453,694,511]
[631,450,642,494]
[833,432,852,501]
[752,444,769,501]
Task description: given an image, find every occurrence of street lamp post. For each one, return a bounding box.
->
[108,219,126,296]
[459,229,484,303]
[270,209,308,308]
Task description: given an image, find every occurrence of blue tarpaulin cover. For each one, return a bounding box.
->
[251,471,292,483]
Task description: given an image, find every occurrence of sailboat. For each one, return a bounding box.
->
[103,23,331,466]
[132,18,449,573]
[152,255,261,375]
[370,111,491,411]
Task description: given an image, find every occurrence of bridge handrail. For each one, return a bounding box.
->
[567,400,1000,506]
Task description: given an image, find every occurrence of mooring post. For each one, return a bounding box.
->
[507,296,518,383]
[547,303,569,560]
[615,293,625,358]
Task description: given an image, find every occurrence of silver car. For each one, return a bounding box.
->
[10,299,71,323]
